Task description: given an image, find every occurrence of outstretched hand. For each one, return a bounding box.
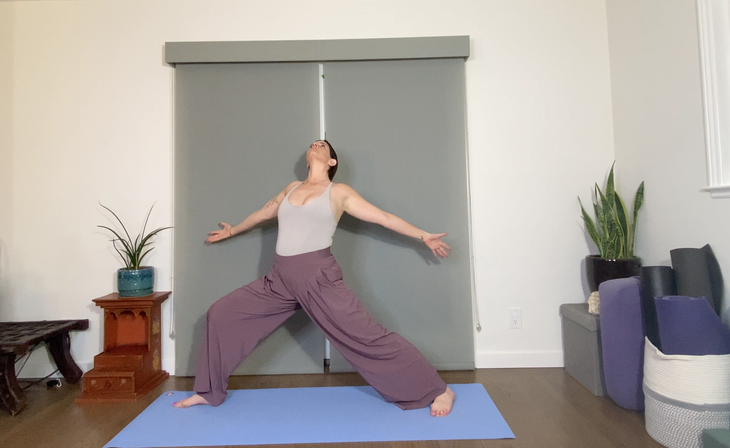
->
[206,222,233,243]
[423,233,451,258]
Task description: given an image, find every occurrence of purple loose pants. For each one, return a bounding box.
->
[193,248,447,410]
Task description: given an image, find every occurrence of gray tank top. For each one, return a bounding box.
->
[276,182,337,256]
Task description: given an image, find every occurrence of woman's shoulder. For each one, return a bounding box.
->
[331,182,355,193]
[330,182,359,200]
[283,180,303,194]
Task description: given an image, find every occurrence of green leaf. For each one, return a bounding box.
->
[98,203,172,270]
[628,181,645,257]
[578,163,644,260]
[99,202,133,249]
[579,198,604,257]
[594,185,609,254]
[605,162,616,211]
[613,192,629,257]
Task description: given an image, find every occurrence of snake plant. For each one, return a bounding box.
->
[579,163,644,259]
[98,203,172,270]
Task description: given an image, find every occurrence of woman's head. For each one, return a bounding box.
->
[323,140,338,180]
[308,140,338,180]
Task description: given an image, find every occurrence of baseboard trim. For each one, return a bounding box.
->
[19,355,561,377]
[476,350,563,368]
[330,360,476,373]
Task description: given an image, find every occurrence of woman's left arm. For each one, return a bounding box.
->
[336,184,451,258]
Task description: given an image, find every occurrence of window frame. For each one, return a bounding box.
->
[698,0,730,198]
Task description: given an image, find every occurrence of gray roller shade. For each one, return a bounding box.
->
[323,58,474,371]
[174,62,325,376]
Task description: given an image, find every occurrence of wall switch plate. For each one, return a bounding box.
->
[509,308,522,329]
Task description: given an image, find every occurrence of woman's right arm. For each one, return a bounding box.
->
[206,181,300,243]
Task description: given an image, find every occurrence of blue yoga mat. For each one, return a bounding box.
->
[105,383,514,447]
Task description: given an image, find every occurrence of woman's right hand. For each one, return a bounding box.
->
[206,222,233,243]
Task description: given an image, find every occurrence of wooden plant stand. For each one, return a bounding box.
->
[76,291,171,403]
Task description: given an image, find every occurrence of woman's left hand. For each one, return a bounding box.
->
[423,233,451,258]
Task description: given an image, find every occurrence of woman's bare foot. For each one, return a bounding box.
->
[173,394,209,408]
[430,387,455,417]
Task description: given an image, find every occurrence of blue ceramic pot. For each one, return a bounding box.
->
[117,266,154,297]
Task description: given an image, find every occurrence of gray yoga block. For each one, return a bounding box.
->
[560,303,606,396]
[704,429,730,448]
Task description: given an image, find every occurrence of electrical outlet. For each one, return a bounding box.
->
[509,308,522,329]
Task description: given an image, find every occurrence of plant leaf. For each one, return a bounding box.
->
[598,185,619,257]
[594,185,610,255]
[98,225,135,267]
[629,181,645,257]
[136,226,172,266]
[580,163,644,260]
[99,202,134,250]
[98,203,172,270]
[579,198,604,257]
[613,192,629,258]
[605,162,616,211]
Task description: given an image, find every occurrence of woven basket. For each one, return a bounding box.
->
[643,339,730,448]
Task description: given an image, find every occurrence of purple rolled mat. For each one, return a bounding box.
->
[654,295,730,356]
[670,245,723,315]
[639,266,676,352]
[598,277,645,411]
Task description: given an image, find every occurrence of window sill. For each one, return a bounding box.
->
[701,185,730,198]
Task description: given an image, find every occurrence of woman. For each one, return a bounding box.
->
[174,140,455,416]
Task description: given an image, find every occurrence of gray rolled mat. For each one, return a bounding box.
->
[704,244,725,312]
[640,266,676,351]
[670,245,723,315]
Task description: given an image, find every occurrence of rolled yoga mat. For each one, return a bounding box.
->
[655,295,730,356]
[639,266,676,351]
[670,245,724,315]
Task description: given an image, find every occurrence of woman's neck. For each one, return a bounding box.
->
[305,167,330,184]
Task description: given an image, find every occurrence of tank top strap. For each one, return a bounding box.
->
[284,182,304,200]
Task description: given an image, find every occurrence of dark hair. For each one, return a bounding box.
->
[324,139,338,180]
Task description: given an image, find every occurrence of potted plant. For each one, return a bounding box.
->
[98,203,172,297]
[579,163,645,292]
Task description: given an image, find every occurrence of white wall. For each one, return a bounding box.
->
[607,0,730,321]
[2,0,615,376]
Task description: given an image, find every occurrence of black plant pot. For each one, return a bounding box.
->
[585,255,641,292]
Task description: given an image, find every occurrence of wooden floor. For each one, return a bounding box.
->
[0,369,663,448]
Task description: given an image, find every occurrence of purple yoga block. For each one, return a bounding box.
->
[599,277,645,411]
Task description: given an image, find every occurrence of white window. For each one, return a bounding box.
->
[698,0,730,197]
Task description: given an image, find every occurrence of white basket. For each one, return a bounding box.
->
[643,339,730,448]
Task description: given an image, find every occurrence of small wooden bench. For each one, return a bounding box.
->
[0,320,89,415]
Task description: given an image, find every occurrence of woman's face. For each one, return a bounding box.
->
[307,140,333,164]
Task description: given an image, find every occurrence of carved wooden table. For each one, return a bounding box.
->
[76,291,170,403]
[0,319,89,415]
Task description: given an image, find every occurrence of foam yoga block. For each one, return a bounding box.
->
[640,266,676,351]
[599,277,645,411]
[670,245,724,315]
[655,296,730,356]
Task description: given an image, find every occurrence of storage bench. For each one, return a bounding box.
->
[560,303,606,396]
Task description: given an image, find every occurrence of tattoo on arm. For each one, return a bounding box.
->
[264,197,279,209]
